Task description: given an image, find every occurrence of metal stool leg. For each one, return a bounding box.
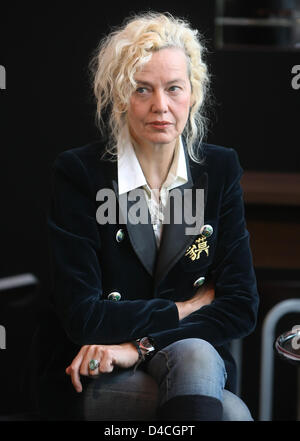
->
[230,339,243,397]
[259,299,300,421]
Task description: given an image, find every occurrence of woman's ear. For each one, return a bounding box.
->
[190,97,195,109]
[189,79,195,108]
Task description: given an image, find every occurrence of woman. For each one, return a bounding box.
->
[40,12,259,421]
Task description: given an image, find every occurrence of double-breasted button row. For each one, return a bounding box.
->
[116,225,213,243]
[112,230,124,300]
[192,224,213,288]
[114,224,213,293]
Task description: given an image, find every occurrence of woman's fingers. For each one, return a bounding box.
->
[67,345,88,393]
[80,346,96,376]
[85,346,114,374]
[99,348,114,373]
[87,348,101,377]
[66,345,119,393]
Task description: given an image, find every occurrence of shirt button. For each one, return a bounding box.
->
[108,292,122,301]
[193,277,205,288]
[116,229,125,242]
[200,224,213,238]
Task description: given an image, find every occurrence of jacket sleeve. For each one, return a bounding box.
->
[148,148,259,351]
[47,150,179,346]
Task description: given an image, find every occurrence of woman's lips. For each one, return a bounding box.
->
[148,121,172,129]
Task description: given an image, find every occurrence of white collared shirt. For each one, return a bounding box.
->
[117,126,188,247]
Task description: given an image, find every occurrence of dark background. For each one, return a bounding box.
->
[0,1,299,420]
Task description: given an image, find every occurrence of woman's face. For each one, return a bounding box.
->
[127,47,193,151]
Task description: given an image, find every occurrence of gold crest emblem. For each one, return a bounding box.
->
[185,236,209,261]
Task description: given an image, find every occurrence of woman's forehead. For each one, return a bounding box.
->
[134,47,190,80]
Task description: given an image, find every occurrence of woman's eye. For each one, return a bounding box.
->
[136,87,148,94]
[169,85,180,92]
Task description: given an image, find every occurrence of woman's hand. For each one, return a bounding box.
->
[65,342,139,393]
[175,281,215,321]
[66,283,215,392]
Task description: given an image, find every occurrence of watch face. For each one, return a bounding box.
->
[140,337,155,351]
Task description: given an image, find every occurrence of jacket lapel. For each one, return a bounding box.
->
[99,155,157,277]
[154,156,208,288]
[111,179,158,277]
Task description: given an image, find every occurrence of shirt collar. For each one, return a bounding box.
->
[117,125,188,196]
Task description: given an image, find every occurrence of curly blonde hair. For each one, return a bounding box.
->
[88,11,210,162]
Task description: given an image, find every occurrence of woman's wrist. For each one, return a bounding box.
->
[175,301,190,320]
[121,342,140,360]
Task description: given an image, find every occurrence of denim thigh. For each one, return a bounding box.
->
[146,338,253,421]
[81,367,159,421]
[146,338,227,406]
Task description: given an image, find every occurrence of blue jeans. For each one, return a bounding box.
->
[81,338,253,421]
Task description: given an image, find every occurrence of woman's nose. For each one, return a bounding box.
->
[151,90,168,113]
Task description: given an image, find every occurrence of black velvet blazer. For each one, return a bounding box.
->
[43,140,259,394]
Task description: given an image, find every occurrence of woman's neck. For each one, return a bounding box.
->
[132,138,177,191]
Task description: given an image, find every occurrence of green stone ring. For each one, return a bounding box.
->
[89,359,100,371]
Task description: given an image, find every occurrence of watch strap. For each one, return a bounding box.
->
[131,340,146,373]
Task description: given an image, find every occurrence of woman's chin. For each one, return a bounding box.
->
[144,133,178,147]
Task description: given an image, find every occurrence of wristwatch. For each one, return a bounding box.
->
[136,337,155,356]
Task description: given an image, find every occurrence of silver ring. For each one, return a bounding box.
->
[88,359,100,371]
